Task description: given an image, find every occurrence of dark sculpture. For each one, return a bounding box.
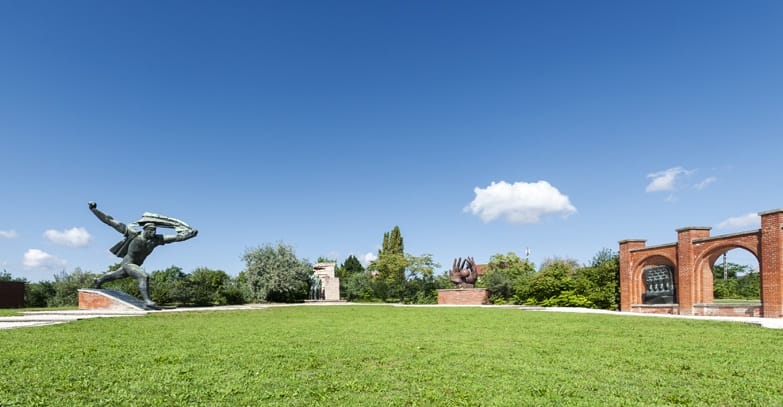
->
[88,201,197,310]
[449,257,479,288]
[642,265,675,305]
[309,272,323,300]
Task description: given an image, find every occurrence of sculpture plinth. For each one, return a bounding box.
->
[437,288,488,305]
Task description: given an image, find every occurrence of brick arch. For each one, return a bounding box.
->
[630,251,676,307]
[691,235,761,305]
[620,209,783,318]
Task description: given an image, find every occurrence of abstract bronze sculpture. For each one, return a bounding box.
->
[449,257,479,288]
[88,201,197,310]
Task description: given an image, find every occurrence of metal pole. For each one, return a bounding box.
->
[723,252,728,281]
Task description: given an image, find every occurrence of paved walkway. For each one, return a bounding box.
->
[0,304,268,330]
[2,303,782,330]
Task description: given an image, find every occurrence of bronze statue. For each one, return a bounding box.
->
[88,201,197,310]
[449,257,479,288]
[309,272,323,300]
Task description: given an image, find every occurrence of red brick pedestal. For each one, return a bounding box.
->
[437,288,488,305]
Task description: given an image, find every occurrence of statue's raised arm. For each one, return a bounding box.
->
[162,228,198,244]
[88,201,128,235]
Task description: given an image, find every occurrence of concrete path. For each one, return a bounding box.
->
[2,303,782,330]
[522,306,783,329]
[0,304,267,330]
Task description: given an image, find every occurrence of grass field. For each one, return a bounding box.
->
[1,305,782,406]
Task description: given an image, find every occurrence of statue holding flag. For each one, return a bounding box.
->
[88,201,197,309]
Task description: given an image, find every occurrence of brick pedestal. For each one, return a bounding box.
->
[437,288,488,305]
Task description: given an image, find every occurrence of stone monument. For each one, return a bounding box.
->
[311,262,340,301]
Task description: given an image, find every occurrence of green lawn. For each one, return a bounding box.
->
[1,306,781,406]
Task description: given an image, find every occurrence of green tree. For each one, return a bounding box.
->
[336,255,364,278]
[528,257,579,304]
[188,267,231,306]
[403,253,442,304]
[368,226,406,301]
[712,262,759,300]
[737,272,760,299]
[336,255,365,300]
[0,269,25,282]
[50,268,98,307]
[712,261,751,281]
[25,281,55,307]
[573,249,620,309]
[242,242,311,303]
[477,252,535,304]
[148,266,189,305]
[344,272,375,301]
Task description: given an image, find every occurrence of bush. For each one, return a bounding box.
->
[540,291,595,308]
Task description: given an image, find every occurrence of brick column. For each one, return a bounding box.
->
[760,210,783,318]
[675,227,711,315]
[619,239,646,312]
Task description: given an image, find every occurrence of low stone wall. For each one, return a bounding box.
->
[694,303,762,317]
[630,304,680,315]
[437,288,488,305]
[631,303,763,317]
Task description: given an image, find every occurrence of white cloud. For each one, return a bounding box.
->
[717,213,760,229]
[694,177,717,190]
[23,249,66,270]
[0,230,17,238]
[43,227,91,248]
[361,252,377,266]
[645,167,693,192]
[464,180,576,224]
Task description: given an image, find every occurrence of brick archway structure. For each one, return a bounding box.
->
[619,209,783,318]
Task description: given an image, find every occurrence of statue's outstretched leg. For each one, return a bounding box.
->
[93,268,127,289]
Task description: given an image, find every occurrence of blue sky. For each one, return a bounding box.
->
[2,1,781,281]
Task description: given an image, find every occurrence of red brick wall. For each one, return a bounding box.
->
[437,289,488,305]
[620,209,783,318]
[760,210,783,317]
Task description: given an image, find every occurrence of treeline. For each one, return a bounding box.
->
[2,225,758,309]
[2,265,245,308]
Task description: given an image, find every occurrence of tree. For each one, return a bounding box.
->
[573,249,620,309]
[712,261,751,281]
[242,242,311,303]
[344,272,374,301]
[49,268,98,307]
[149,266,189,305]
[25,281,55,307]
[336,255,365,300]
[527,257,579,304]
[188,267,231,306]
[712,261,760,300]
[403,253,442,304]
[477,252,535,303]
[368,226,406,301]
[337,255,364,278]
